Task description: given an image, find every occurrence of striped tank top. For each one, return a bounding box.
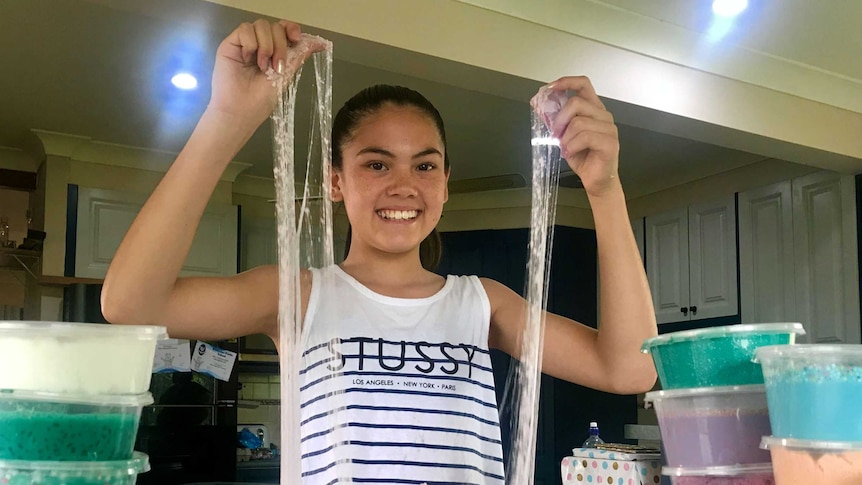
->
[299,265,505,484]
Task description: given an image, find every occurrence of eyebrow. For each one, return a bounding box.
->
[355,146,443,159]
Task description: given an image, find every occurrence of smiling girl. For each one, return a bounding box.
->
[102,19,657,484]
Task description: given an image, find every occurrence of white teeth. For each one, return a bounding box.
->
[378,210,418,220]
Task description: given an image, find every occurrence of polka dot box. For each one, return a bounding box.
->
[562,448,662,485]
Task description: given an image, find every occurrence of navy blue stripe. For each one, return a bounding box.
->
[301,440,502,463]
[300,354,494,376]
[303,459,504,480]
[301,387,497,410]
[302,339,491,358]
[353,480,486,485]
[301,404,499,428]
[301,422,502,446]
[301,370,495,393]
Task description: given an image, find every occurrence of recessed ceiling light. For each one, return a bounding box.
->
[712,0,748,18]
[171,72,198,90]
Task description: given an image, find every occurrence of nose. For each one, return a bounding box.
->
[386,167,418,197]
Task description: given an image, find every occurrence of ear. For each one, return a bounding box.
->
[330,169,344,202]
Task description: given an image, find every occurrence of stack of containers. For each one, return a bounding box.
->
[0,322,166,484]
[641,323,806,485]
[756,344,862,484]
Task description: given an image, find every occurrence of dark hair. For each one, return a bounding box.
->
[333,85,448,271]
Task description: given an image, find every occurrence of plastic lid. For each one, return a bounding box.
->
[0,389,154,407]
[0,321,168,340]
[761,436,862,451]
[754,344,862,363]
[0,451,150,475]
[644,384,765,404]
[663,463,773,477]
[641,323,805,353]
[589,421,598,427]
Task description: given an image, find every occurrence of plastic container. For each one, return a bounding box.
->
[0,451,149,485]
[755,344,862,441]
[761,436,862,485]
[0,390,152,461]
[663,464,775,485]
[0,321,167,395]
[641,323,804,389]
[645,385,772,468]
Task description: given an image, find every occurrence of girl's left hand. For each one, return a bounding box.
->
[546,76,620,198]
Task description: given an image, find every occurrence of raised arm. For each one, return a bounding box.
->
[101,20,324,341]
[487,76,657,395]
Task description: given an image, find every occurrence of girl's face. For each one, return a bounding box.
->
[332,104,449,259]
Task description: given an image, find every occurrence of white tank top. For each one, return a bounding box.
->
[299,265,505,484]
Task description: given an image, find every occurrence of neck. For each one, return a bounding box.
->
[340,247,430,286]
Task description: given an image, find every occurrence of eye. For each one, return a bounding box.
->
[417,162,436,172]
[368,161,386,171]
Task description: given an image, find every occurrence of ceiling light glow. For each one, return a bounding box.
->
[712,0,748,18]
[171,72,198,90]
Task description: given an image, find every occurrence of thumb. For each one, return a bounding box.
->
[282,35,330,76]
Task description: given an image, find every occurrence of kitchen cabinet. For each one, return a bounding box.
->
[739,172,861,343]
[73,187,237,278]
[646,196,738,324]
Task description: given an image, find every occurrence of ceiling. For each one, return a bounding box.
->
[0,0,856,200]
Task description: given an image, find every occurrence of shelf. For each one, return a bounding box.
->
[39,275,104,286]
[0,247,41,280]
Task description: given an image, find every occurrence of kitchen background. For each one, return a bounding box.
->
[1,0,861,483]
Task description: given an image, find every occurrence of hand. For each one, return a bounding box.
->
[543,76,620,197]
[208,19,328,128]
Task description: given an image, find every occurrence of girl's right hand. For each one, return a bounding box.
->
[208,19,328,128]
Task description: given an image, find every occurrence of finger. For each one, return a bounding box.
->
[552,96,614,138]
[559,116,618,148]
[548,75,606,111]
[279,20,303,44]
[270,22,289,74]
[252,19,274,72]
[235,22,258,65]
[561,131,620,161]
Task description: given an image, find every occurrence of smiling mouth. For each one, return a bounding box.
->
[377,209,420,221]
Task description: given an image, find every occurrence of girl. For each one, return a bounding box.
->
[102,19,657,484]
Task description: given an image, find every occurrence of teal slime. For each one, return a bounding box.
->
[0,411,138,461]
[653,334,792,389]
[765,364,862,441]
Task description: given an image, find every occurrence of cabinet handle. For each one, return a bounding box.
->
[689,306,698,315]
[680,307,689,316]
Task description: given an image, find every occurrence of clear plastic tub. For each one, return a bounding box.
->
[0,321,167,395]
[0,390,152,461]
[645,385,772,468]
[641,323,804,389]
[755,344,862,441]
[663,463,774,485]
[0,451,149,485]
[761,436,862,485]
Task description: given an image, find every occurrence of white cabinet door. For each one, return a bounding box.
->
[738,181,795,324]
[792,172,861,344]
[689,196,738,320]
[75,187,238,278]
[241,216,277,271]
[646,208,690,324]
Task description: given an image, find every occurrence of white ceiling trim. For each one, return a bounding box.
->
[29,130,253,183]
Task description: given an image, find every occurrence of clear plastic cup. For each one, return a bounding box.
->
[755,344,862,442]
[645,385,772,468]
[0,451,149,485]
[761,436,862,485]
[641,323,805,389]
[0,390,152,461]
[0,321,167,395]
[663,463,775,484]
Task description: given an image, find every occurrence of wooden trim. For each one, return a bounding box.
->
[0,169,37,191]
[39,275,104,286]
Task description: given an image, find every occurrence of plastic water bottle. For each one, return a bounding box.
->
[582,421,605,448]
